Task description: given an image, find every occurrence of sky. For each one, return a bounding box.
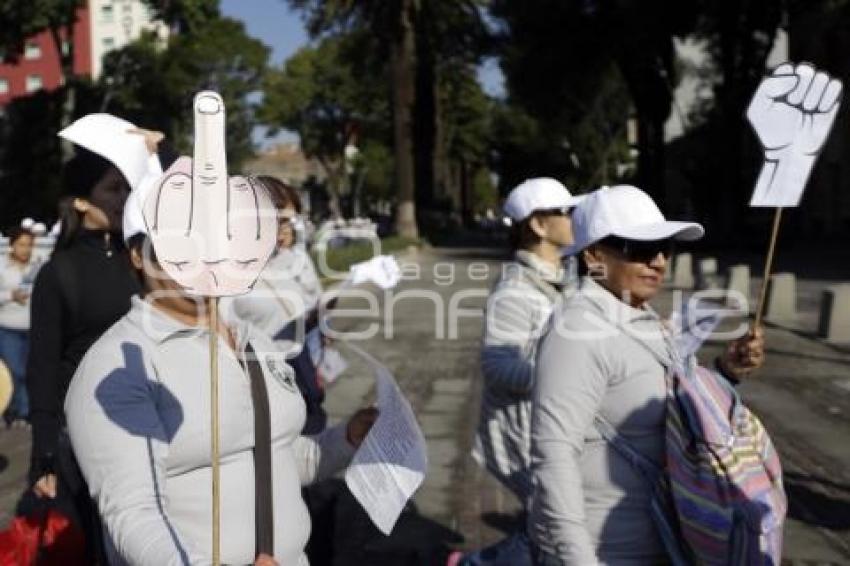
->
[219,0,309,66]
[218,0,505,147]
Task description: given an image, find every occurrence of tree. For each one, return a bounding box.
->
[438,66,491,225]
[489,1,637,196]
[142,0,220,33]
[99,17,269,168]
[0,0,85,85]
[286,0,420,238]
[261,32,390,217]
[490,1,705,208]
[412,0,489,218]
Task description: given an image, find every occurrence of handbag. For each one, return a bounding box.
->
[0,507,85,566]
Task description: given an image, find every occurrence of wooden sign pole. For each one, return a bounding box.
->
[209,296,221,566]
[753,207,783,329]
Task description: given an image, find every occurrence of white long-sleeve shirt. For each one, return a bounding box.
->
[472,251,569,501]
[0,254,40,330]
[228,248,323,344]
[65,296,354,565]
[529,277,671,565]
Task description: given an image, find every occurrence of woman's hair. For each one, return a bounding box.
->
[6,226,33,245]
[577,249,590,277]
[54,196,83,252]
[257,175,302,213]
[126,233,158,292]
[509,216,542,250]
[62,149,113,197]
[55,151,131,252]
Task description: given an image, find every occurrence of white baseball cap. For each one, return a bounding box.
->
[566,185,704,255]
[503,177,584,222]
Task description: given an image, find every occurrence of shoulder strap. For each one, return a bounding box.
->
[593,415,662,481]
[244,343,275,557]
[261,277,298,322]
[593,415,693,566]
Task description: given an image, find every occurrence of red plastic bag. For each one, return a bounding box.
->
[0,510,86,566]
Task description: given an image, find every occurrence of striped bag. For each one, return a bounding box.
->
[665,363,786,565]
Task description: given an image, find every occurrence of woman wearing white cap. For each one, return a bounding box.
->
[528,185,765,564]
[449,178,583,566]
[64,105,377,565]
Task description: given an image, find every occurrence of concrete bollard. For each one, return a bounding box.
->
[672,253,694,289]
[697,257,721,290]
[818,284,850,343]
[726,264,751,311]
[765,272,797,322]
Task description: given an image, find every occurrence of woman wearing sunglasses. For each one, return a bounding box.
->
[449,178,584,566]
[528,185,764,564]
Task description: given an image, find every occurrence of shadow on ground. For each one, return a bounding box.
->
[308,479,464,566]
[785,471,850,531]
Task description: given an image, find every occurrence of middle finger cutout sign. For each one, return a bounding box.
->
[143,91,277,296]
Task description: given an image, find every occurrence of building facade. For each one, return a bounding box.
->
[88,0,168,79]
[0,5,92,106]
[0,0,167,106]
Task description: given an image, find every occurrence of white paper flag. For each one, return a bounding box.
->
[343,343,428,535]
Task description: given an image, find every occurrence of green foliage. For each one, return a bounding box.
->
[487,2,620,192]
[142,0,220,33]
[100,17,269,168]
[261,32,389,171]
[355,141,395,201]
[471,167,498,213]
[0,9,269,226]
[0,0,84,59]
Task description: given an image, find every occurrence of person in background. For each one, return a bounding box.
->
[448,178,585,566]
[227,175,337,565]
[229,175,327,433]
[26,128,166,563]
[0,226,39,427]
[529,185,765,565]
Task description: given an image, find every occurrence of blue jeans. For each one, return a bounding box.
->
[0,327,29,418]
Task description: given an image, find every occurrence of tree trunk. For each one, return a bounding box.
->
[636,114,666,212]
[50,17,76,162]
[413,1,436,214]
[391,0,419,239]
[319,157,343,219]
[459,157,473,227]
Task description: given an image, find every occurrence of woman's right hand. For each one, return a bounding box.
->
[33,473,57,499]
[127,128,165,155]
[253,553,278,566]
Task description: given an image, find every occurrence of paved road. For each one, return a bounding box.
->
[1,246,849,565]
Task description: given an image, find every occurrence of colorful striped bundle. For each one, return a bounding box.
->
[665,364,786,565]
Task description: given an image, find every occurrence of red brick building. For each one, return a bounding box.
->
[0,4,92,106]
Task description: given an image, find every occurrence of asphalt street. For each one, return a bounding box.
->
[0,246,848,565]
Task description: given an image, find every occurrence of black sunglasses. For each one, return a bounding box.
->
[597,235,674,263]
[535,206,573,217]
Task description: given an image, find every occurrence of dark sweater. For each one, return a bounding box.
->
[27,230,141,472]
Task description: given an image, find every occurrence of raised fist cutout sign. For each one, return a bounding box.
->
[142,92,277,296]
[748,62,843,207]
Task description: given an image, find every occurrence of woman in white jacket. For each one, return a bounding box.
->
[529,185,765,565]
[64,191,377,565]
[450,178,584,566]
